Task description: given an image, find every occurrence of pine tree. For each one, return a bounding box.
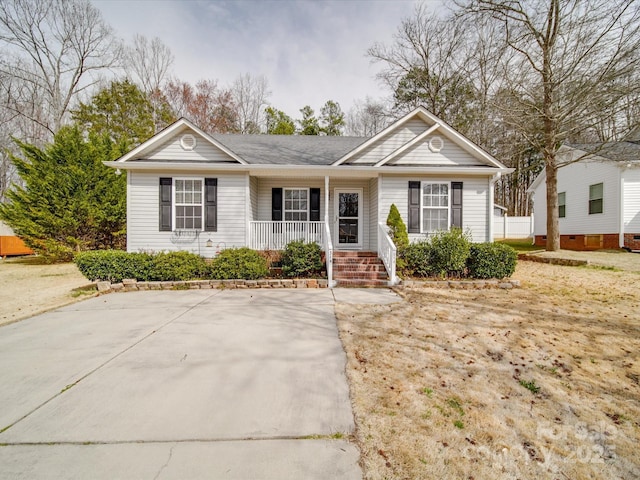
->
[0,126,126,260]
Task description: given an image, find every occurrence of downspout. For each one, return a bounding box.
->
[488,172,501,242]
[619,165,627,248]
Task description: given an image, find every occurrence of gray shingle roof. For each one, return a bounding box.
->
[568,142,640,164]
[211,134,368,165]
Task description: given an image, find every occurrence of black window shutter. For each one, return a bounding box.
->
[159,177,172,231]
[272,188,283,221]
[408,181,420,233]
[451,182,463,229]
[310,188,321,221]
[204,178,217,232]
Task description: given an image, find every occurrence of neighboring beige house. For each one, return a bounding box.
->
[529,142,640,251]
[106,107,511,286]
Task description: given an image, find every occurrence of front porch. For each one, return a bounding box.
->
[247,219,398,287]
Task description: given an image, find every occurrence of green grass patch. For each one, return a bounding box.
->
[519,379,540,394]
[496,239,541,253]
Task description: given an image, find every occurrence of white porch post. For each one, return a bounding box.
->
[324,175,330,224]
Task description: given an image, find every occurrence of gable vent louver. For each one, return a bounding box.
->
[429,136,444,153]
[180,134,197,151]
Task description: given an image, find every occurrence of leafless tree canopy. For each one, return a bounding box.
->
[123,34,174,94]
[345,97,391,137]
[0,0,121,137]
[231,73,271,134]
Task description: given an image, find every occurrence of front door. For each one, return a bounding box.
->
[334,188,363,249]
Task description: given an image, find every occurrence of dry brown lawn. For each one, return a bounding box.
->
[0,257,91,326]
[337,260,640,479]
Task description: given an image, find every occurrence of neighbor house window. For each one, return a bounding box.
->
[589,183,603,215]
[174,179,203,229]
[422,183,449,233]
[558,192,566,218]
[284,188,309,221]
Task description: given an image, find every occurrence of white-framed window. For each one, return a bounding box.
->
[174,178,203,230]
[558,192,566,218]
[589,183,603,215]
[422,182,449,233]
[284,188,309,221]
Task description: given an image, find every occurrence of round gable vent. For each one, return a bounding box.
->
[429,135,444,153]
[180,134,197,151]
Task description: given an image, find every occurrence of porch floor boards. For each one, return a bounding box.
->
[333,251,390,288]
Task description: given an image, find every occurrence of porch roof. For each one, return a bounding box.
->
[211,134,368,165]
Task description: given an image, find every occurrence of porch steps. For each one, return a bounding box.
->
[333,251,390,287]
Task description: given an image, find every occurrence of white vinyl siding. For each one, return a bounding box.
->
[369,177,379,252]
[127,172,247,257]
[380,175,489,243]
[345,119,482,167]
[623,168,640,233]
[249,176,258,222]
[145,129,238,162]
[532,160,621,236]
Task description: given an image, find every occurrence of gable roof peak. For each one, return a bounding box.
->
[114,117,247,164]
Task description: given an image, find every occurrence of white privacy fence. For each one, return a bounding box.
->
[493,215,534,239]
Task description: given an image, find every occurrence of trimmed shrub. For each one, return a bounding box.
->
[402,241,431,277]
[75,250,153,282]
[428,228,471,277]
[281,241,324,277]
[149,251,209,281]
[209,247,269,280]
[467,242,517,279]
[386,204,409,250]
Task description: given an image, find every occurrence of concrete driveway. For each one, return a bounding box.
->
[0,288,400,479]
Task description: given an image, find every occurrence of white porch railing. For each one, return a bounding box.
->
[323,221,335,288]
[249,221,325,251]
[378,222,399,286]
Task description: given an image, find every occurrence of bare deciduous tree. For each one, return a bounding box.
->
[368,5,472,124]
[231,73,270,134]
[346,97,391,136]
[123,34,174,94]
[0,0,121,139]
[461,0,640,250]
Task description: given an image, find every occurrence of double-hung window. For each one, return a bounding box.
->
[558,192,566,218]
[284,188,308,221]
[422,183,449,233]
[589,183,603,215]
[175,179,203,229]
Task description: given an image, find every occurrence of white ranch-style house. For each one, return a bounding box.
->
[106,107,512,286]
[529,141,640,251]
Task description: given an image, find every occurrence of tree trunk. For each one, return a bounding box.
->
[545,161,560,251]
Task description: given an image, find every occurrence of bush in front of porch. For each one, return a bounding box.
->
[281,241,324,278]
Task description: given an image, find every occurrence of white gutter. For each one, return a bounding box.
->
[619,166,626,248]
[104,161,513,177]
[488,172,501,242]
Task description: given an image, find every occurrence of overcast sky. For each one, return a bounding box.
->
[94,0,445,119]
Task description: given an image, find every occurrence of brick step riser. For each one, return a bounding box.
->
[333,259,384,265]
[333,252,378,258]
[335,280,390,287]
[334,273,389,280]
[332,265,387,272]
